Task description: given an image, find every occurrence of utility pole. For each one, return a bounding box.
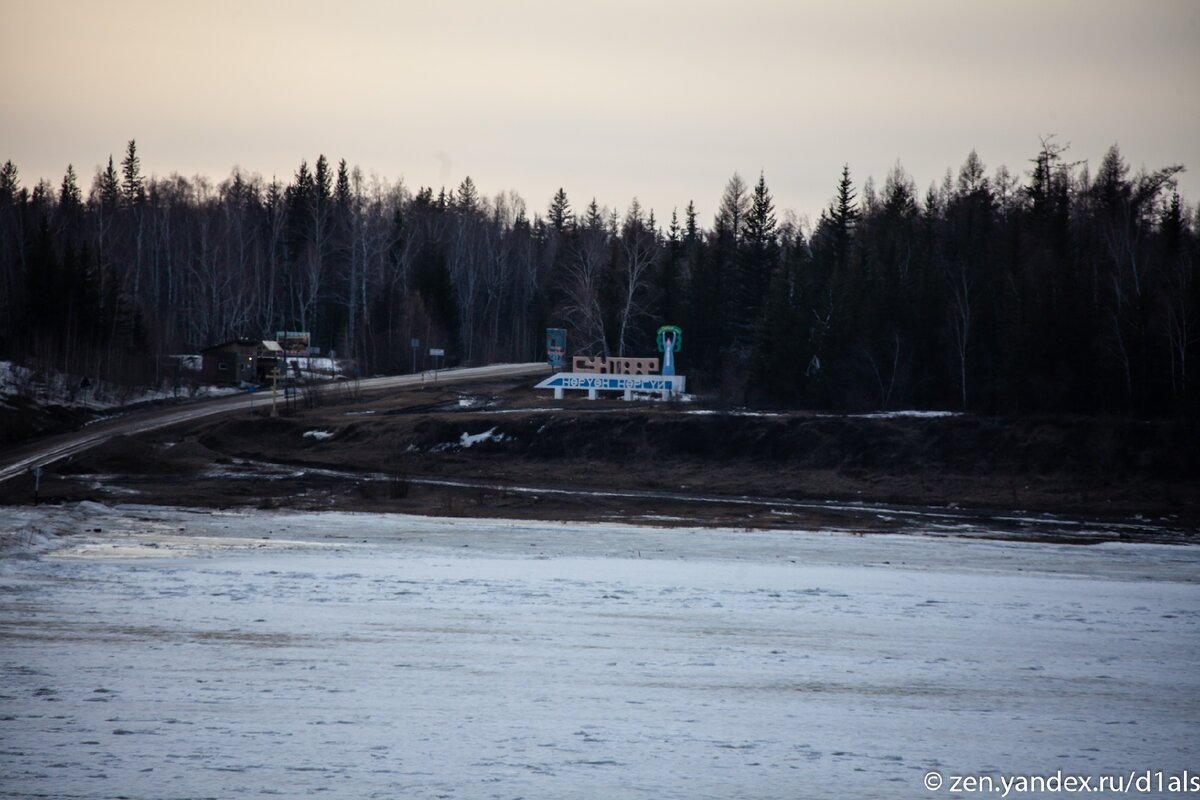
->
[269,367,281,417]
[429,347,445,382]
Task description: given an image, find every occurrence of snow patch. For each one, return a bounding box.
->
[460,427,506,447]
[282,356,338,374]
[1,359,240,409]
[302,430,335,441]
[428,427,509,452]
[850,410,961,419]
[685,409,784,418]
[0,361,33,399]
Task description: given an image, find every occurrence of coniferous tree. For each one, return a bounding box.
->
[0,161,18,202]
[59,165,82,209]
[954,151,1000,409]
[0,143,1193,416]
[0,162,23,336]
[857,162,920,409]
[284,159,314,331]
[736,172,778,345]
[582,198,602,230]
[684,200,699,247]
[96,156,121,211]
[750,226,812,403]
[456,176,479,212]
[120,140,144,206]
[548,188,572,232]
[830,164,859,275]
[657,208,685,326]
[1159,191,1196,412]
[684,218,731,391]
[807,166,861,407]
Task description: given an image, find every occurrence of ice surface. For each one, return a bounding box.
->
[1,505,1197,799]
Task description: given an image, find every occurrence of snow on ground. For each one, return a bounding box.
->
[424,427,509,452]
[848,410,962,419]
[459,427,506,447]
[0,361,34,399]
[302,430,336,441]
[1,504,1197,799]
[684,409,784,418]
[284,356,339,375]
[1,359,240,411]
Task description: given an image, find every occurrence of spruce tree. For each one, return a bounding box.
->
[735,171,778,345]
[684,201,699,247]
[583,198,603,230]
[658,208,684,325]
[97,156,121,211]
[59,165,82,209]
[0,161,18,204]
[548,188,572,231]
[830,163,858,274]
[120,140,144,206]
[456,176,479,212]
[751,254,803,402]
[314,155,332,207]
[335,159,352,207]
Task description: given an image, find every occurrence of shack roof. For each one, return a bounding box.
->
[201,338,259,353]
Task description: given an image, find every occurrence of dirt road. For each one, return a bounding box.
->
[0,363,550,484]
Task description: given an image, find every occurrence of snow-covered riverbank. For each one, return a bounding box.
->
[2,505,1197,798]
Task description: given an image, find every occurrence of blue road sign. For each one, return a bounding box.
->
[546,328,567,368]
[535,373,686,393]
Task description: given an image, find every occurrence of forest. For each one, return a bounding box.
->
[0,139,1196,417]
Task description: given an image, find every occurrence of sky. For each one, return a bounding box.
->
[2,0,1198,228]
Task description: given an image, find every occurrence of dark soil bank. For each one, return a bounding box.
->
[8,376,1198,534]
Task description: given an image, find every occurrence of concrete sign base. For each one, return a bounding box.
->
[535,372,686,401]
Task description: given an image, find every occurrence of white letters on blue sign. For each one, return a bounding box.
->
[536,372,685,396]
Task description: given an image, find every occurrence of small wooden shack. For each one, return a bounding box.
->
[200,339,263,385]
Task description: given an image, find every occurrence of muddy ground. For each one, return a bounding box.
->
[4,375,1199,541]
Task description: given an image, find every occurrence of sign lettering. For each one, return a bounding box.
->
[536,373,685,396]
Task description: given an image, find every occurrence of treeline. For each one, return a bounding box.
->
[0,139,1196,416]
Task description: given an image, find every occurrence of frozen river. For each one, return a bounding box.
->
[2,504,1198,799]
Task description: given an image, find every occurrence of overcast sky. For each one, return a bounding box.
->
[3,0,1197,227]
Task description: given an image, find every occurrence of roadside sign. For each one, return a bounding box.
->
[535,372,686,401]
[546,328,566,368]
[427,347,445,382]
[537,374,683,392]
